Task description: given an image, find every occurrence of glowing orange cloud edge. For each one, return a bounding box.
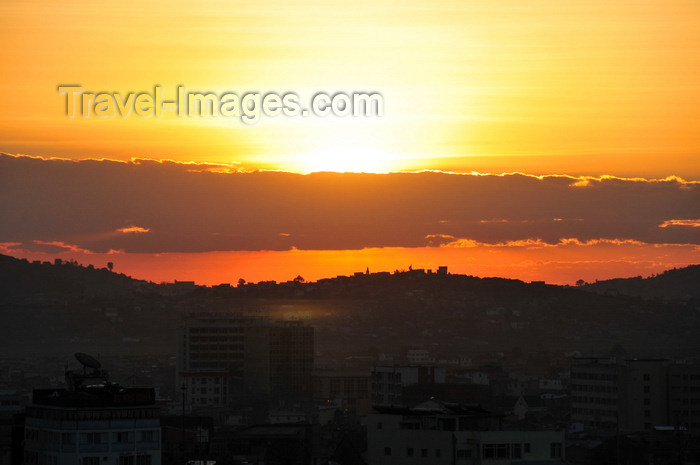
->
[3,152,699,184]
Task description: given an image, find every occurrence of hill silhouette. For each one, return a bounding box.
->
[1,254,698,360]
[582,265,700,300]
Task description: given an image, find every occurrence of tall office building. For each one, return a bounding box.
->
[177,313,314,403]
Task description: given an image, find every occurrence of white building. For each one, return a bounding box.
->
[368,400,565,465]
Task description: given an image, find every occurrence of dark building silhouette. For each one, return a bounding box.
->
[177,314,314,403]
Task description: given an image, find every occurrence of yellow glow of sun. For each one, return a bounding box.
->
[292,146,409,173]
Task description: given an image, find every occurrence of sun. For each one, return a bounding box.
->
[292,146,409,173]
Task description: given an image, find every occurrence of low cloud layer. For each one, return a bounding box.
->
[1,154,699,254]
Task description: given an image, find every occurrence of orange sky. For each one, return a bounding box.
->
[3,241,699,287]
[1,1,699,283]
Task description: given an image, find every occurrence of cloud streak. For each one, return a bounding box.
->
[1,154,699,254]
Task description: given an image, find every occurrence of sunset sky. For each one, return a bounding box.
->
[1,0,699,285]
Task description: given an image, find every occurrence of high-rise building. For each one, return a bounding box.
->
[571,357,700,432]
[23,355,161,465]
[177,313,314,402]
[667,363,700,432]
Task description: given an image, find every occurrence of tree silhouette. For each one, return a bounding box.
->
[107,262,114,272]
[293,275,305,283]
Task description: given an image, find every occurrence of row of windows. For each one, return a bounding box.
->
[191,387,223,394]
[672,397,700,405]
[189,328,244,334]
[187,377,225,385]
[189,362,241,370]
[190,344,244,351]
[118,456,153,465]
[81,455,152,465]
[571,372,618,381]
[25,430,158,445]
[572,407,617,417]
[189,335,243,342]
[670,386,700,392]
[670,373,700,381]
[189,353,243,360]
[192,398,225,405]
[571,384,618,393]
[572,396,617,405]
[26,407,158,421]
[383,443,561,459]
[372,372,403,381]
[385,447,439,458]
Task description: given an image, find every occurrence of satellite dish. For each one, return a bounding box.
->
[75,352,101,369]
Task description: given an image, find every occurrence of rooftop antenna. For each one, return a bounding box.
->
[75,352,101,372]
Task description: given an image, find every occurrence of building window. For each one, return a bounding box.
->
[644,398,651,405]
[421,448,428,457]
[524,443,531,453]
[644,386,650,393]
[435,449,441,458]
[80,432,107,445]
[456,449,472,458]
[119,457,135,465]
[644,374,650,381]
[384,447,391,456]
[137,430,158,442]
[82,458,100,465]
[62,432,75,445]
[483,444,509,459]
[512,443,522,459]
[377,422,382,430]
[136,456,152,465]
[407,447,414,456]
[550,442,563,458]
[115,432,132,443]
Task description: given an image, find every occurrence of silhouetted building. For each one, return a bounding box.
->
[180,370,228,409]
[312,370,371,415]
[371,366,445,405]
[367,399,565,464]
[0,389,22,465]
[23,361,161,465]
[226,424,315,465]
[160,415,213,465]
[571,357,700,432]
[667,363,700,433]
[177,314,314,402]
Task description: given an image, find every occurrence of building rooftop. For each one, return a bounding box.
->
[373,399,498,417]
[32,384,156,408]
